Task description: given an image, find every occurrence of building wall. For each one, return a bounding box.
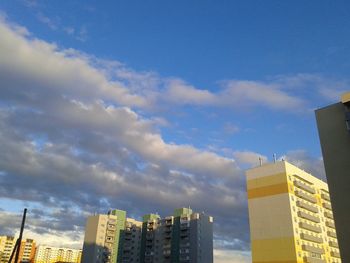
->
[121,218,142,263]
[109,209,126,263]
[140,208,213,263]
[0,236,15,263]
[0,236,36,263]
[18,239,36,262]
[81,214,119,263]
[34,245,81,263]
[316,99,350,263]
[246,161,341,263]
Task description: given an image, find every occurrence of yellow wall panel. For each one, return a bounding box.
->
[252,237,297,263]
[247,172,287,190]
[248,183,289,199]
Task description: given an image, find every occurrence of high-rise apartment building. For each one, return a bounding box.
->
[140,208,213,263]
[82,208,213,263]
[315,91,350,263]
[34,245,81,263]
[121,218,142,263]
[81,209,126,263]
[0,236,36,263]
[246,161,341,263]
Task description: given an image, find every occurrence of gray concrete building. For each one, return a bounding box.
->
[122,218,142,263]
[315,91,350,263]
[82,208,212,263]
[140,208,213,263]
[81,211,123,263]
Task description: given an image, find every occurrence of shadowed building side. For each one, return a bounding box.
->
[315,92,350,263]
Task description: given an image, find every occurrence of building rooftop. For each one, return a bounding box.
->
[341,91,350,104]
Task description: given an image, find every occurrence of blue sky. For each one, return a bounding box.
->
[0,1,349,262]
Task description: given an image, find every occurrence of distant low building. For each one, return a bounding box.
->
[34,245,82,263]
[0,236,36,263]
[0,236,15,263]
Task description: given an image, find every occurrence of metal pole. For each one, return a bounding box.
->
[14,208,27,263]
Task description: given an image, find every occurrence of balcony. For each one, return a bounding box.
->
[163,250,171,257]
[146,233,154,240]
[329,241,339,248]
[302,244,324,254]
[180,217,189,224]
[327,231,337,238]
[163,243,171,249]
[165,216,173,225]
[325,221,335,229]
[179,255,190,262]
[294,181,316,194]
[180,223,190,230]
[330,251,341,258]
[299,222,322,233]
[107,224,116,230]
[164,226,172,233]
[298,211,320,223]
[123,245,132,251]
[164,231,172,239]
[324,211,334,220]
[180,242,190,248]
[303,257,325,263]
[295,190,317,203]
[296,201,318,213]
[321,193,330,201]
[322,202,332,210]
[106,230,115,237]
[300,233,323,243]
[105,237,114,244]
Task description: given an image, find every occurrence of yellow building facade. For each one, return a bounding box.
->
[34,245,81,263]
[246,161,341,263]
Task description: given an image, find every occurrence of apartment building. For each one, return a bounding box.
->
[315,91,350,262]
[0,236,15,263]
[18,239,36,262]
[81,209,126,263]
[140,208,213,263]
[82,207,213,263]
[0,236,36,263]
[246,161,341,263]
[121,218,142,263]
[34,245,81,263]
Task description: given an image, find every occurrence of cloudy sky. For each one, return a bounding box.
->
[0,1,349,262]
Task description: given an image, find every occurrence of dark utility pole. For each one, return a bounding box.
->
[8,208,27,263]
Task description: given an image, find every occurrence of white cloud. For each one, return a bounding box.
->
[233,151,268,167]
[223,122,240,135]
[280,150,326,181]
[166,79,217,105]
[214,249,251,263]
[0,16,332,259]
[0,17,248,255]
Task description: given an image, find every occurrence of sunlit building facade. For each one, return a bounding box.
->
[0,236,36,263]
[81,209,126,263]
[34,245,81,263]
[246,161,341,263]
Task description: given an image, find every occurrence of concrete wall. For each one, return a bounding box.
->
[316,102,350,263]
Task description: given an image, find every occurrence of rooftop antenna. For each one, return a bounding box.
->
[259,157,262,166]
[273,154,277,163]
[8,208,27,263]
